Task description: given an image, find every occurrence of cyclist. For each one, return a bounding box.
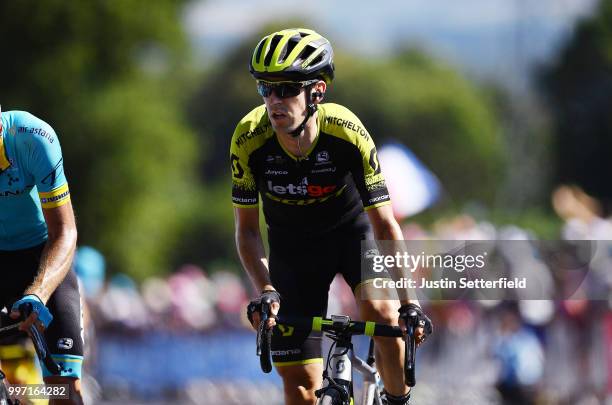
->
[0,107,84,404]
[231,29,432,405]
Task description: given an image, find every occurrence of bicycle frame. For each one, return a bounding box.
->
[316,315,384,405]
[317,327,353,404]
[352,348,383,405]
[322,340,385,405]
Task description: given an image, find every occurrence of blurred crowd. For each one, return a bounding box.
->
[74,184,612,404]
[79,262,251,334]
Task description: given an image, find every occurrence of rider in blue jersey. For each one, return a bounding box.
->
[0,107,84,404]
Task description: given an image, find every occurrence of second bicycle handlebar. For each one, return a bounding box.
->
[0,303,62,376]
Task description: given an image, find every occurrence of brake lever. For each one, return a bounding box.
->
[256,300,273,373]
[404,311,418,387]
[256,300,270,355]
[18,303,62,375]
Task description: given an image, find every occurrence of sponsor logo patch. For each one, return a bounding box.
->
[316,150,330,163]
[271,348,302,356]
[57,337,73,350]
[267,178,337,198]
[265,169,288,176]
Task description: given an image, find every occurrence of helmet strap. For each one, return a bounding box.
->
[289,88,317,138]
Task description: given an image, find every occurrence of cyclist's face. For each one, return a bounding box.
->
[262,86,308,134]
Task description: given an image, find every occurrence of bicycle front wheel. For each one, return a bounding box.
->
[318,394,337,405]
[318,388,348,405]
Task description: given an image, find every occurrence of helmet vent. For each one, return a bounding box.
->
[298,45,315,64]
[282,37,300,62]
[309,53,323,67]
[254,41,265,64]
[264,34,283,67]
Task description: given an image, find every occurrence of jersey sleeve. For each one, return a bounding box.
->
[321,104,391,210]
[350,128,391,210]
[20,115,71,209]
[230,121,259,208]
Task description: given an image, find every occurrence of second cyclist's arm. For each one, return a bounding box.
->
[24,201,78,303]
[368,204,419,307]
[234,207,275,292]
[20,115,77,304]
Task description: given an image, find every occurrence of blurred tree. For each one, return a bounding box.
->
[0,0,188,113]
[331,49,505,204]
[0,0,201,278]
[72,79,200,279]
[190,26,505,204]
[171,178,239,270]
[483,84,553,211]
[541,0,612,209]
[188,38,263,180]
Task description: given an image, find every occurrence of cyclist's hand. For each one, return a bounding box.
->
[10,294,53,333]
[397,317,425,346]
[247,290,280,330]
[398,303,432,347]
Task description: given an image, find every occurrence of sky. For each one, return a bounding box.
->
[183,0,599,90]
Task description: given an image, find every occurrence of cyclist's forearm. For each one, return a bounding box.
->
[372,218,420,306]
[24,230,77,303]
[236,229,273,292]
[371,217,404,241]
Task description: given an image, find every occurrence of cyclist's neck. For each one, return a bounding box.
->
[276,111,319,159]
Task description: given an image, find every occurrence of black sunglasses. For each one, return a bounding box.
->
[256,80,318,99]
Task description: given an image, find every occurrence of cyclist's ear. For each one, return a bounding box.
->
[311,80,327,103]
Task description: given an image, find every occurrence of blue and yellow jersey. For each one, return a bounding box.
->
[0,111,70,250]
[230,103,390,235]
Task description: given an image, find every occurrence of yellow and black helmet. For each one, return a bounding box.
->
[249,28,334,83]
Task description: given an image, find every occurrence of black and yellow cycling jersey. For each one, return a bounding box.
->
[230,103,391,235]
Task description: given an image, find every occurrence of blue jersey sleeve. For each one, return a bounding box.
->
[17,113,70,208]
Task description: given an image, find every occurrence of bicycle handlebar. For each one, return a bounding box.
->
[0,303,62,375]
[277,315,403,337]
[255,314,418,386]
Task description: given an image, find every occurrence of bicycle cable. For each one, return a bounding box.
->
[321,332,352,396]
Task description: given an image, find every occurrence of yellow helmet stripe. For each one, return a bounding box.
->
[251,38,266,68]
[274,32,323,71]
[252,35,274,71]
[269,33,294,71]
[279,28,315,35]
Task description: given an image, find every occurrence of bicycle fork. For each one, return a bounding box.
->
[317,336,354,405]
[318,339,385,405]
